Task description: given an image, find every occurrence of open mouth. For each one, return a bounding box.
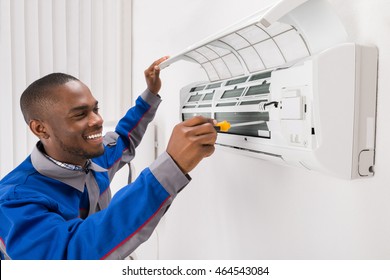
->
[84,132,103,141]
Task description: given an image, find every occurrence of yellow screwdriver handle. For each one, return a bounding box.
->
[215,120,231,132]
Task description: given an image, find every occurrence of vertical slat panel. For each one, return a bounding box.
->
[91,0,105,118]
[52,0,67,72]
[0,0,14,177]
[24,0,41,153]
[103,0,119,122]
[120,0,132,115]
[10,0,28,161]
[66,0,80,77]
[24,0,40,84]
[34,0,54,152]
[38,0,54,76]
[114,0,122,116]
[32,0,54,152]
[79,0,92,87]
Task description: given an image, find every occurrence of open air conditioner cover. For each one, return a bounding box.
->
[160,0,348,80]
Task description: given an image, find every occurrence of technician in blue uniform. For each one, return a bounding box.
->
[0,57,217,259]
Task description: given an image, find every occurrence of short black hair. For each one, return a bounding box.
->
[20,73,79,123]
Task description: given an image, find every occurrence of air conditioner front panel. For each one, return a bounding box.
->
[160,0,347,82]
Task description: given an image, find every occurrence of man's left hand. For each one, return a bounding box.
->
[144,56,169,95]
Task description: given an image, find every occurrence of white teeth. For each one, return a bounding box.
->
[86,133,102,140]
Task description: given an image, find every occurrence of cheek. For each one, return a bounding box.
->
[49,122,86,140]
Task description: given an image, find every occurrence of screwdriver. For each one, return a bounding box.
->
[214,120,266,132]
[214,120,231,132]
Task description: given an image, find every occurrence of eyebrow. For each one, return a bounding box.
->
[69,101,99,114]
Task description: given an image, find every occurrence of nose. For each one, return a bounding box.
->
[88,111,104,127]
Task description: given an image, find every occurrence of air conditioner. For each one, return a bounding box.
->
[160,0,378,179]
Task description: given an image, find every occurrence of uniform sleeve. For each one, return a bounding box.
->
[98,152,190,259]
[114,89,161,159]
[98,89,161,181]
[0,153,190,260]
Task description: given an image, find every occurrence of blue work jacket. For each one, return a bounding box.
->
[0,90,189,259]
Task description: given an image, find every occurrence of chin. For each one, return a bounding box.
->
[87,146,105,159]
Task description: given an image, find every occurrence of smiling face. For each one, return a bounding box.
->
[37,80,104,166]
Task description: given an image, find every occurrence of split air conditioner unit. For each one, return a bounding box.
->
[160,0,378,179]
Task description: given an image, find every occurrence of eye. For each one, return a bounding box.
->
[93,107,100,114]
[73,112,87,119]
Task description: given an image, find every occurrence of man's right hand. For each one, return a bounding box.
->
[166,116,217,174]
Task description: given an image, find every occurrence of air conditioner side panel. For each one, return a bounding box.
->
[353,45,378,177]
[309,43,377,179]
[302,43,355,178]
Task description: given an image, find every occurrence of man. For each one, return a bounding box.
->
[0,57,217,259]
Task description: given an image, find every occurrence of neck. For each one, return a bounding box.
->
[37,141,89,169]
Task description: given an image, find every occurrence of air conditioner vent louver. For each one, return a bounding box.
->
[246,83,270,96]
[249,71,273,81]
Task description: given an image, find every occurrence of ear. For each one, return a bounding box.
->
[29,119,50,140]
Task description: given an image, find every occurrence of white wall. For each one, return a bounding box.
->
[132,0,390,259]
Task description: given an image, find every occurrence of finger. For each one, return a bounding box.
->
[189,131,217,147]
[201,145,216,158]
[156,56,170,65]
[197,132,217,146]
[153,65,161,79]
[148,56,170,72]
[191,122,217,137]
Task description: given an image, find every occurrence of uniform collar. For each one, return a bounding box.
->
[31,142,107,192]
[44,153,89,172]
